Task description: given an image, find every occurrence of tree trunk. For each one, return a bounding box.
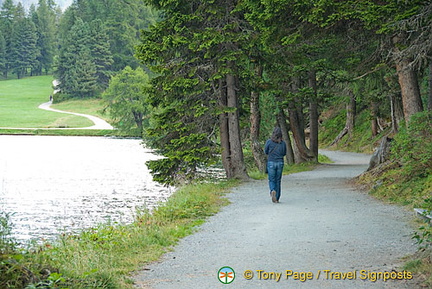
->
[367,136,393,171]
[133,112,143,132]
[289,77,313,163]
[330,91,356,146]
[219,78,233,179]
[393,34,424,122]
[429,62,432,111]
[371,102,379,137]
[250,66,266,172]
[389,92,404,133]
[395,59,424,121]
[308,70,319,162]
[347,91,356,138]
[288,101,314,163]
[226,72,248,180]
[277,109,295,165]
[389,94,398,133]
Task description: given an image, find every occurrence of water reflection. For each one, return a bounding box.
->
[0,135,172,243]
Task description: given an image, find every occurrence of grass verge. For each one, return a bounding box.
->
[51,98,109,121]
[0,76,93,129]
[354,112,432,286]
[1,180,237,289]
[0,76,117,135]
[0,129,114,137]
[1,160,321,288]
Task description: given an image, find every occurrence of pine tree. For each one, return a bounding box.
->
[9,3,39,79]
[55,17,98,98]
[32,0,57,75]
[0,31,5,74]
[0,0,15,78]
[137,0,251,183]
[72,48,97,98]
[89,19,113,92]
[59,0,159,71]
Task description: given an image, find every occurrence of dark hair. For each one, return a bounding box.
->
[271,127,282,143]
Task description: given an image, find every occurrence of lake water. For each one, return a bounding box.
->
[0,135,172,243]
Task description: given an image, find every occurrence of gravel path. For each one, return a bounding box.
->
[133,150,418,289]
[38,101,113,129]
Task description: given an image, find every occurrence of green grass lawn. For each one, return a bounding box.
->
[51,98,109,121]
[0,76,93,128]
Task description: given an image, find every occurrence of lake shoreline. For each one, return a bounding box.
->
[0,135,170,243]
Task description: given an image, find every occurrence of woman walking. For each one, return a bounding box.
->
[264,127,287,203]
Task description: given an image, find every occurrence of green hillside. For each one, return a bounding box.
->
[0,76,93,128]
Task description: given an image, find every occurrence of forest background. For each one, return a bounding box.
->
[0,0,431,287]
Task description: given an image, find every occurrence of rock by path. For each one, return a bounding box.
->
[133,150,418,289]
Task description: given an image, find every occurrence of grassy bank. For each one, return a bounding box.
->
[1,160,322,288]
[322,109,432,286]
[0,76,94,129]
[0,128,114,136]
[0,181,236,288]
[51,98,109,121]
[0,76,115,135]
[319,107,382,154]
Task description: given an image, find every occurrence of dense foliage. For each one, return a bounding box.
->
[391,111,432,180]
[0,0,158,99]
[1,0,430,188]
[102,66,151,135]
[135,0,432,184]
[1,0,432,286]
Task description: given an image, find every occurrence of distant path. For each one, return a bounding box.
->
[0,102,114,130]
[37,101,114,130]
[134,150,418,289]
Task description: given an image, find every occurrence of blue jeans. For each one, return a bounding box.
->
[267,161,284,201]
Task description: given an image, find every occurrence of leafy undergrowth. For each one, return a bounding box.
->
[319,106,385,153]
[355,111,432,286]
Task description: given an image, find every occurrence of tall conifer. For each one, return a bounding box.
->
[0,0,15,78]
[9,3,39,78]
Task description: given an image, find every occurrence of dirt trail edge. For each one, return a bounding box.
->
[38,101,113,130]
[133,150,418,289]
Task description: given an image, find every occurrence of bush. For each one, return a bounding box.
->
[0,211,16,254]
[391,111,432,179]
[390,112,432,249]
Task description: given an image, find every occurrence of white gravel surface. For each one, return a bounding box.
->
[38,101,113,129]
[133,150,419,289]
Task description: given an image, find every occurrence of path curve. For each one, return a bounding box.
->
[38,101,113,130]
[134,150,418,289]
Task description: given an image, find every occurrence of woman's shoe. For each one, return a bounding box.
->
[271,190,277,203]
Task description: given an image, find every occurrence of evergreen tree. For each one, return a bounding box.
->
[89,19,113,92]
[0,31,5,74]
[0,0,15,78]
[59,0,159,71]
[9,3,39,79]
[138,0,251,183]
[56,17,97,98]
[32,0,57,75]
[71,47,97,98]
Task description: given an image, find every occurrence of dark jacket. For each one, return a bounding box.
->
[264,139,287,162]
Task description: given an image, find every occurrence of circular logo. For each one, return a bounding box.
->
[218,266,235,284]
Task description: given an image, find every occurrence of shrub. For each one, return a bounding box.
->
[0,211,16,254]
[391,111,432,179]
[391,112,432,249]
